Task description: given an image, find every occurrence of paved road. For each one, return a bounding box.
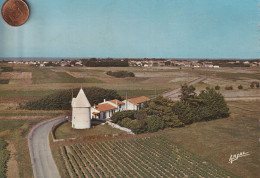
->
[163,75,207,98]
[28,117,66,178]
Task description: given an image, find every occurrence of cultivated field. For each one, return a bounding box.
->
[57,136,234,178]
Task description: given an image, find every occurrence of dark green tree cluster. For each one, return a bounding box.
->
[174,84,229,125]
[112,84,229,134]
[0,139,9,178]
[111,110,165,134]
[111,96,183,134]
[82,58,129,67]
[21,87,122,110]
[106,71,135,78]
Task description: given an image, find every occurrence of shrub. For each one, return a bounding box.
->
[256,82,259,88]
[145,115,165,133]
[111,110,136,123]
[134,110,147,120]
[215,85,220,90]
[129,120,144,134]
[238,85,243,90]
[250,83,255,88]
[180,84,196,101]
[206,86,210,90]
[118,118,132,128]
[225,86,233,90]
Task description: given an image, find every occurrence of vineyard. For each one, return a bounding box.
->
[59,136,235,178]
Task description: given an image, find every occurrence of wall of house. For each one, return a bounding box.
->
[124,101,137,110]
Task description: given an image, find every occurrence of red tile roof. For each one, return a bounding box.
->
[94,103,117,112]
[109,99,124,105]
[127,96,150,106]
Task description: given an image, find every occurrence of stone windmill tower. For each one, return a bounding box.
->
[71,88,91,129]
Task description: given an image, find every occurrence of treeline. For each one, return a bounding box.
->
[82,58,129,67]
[111,85,229,134]
[21,87,122,110]
[106,71,135,78]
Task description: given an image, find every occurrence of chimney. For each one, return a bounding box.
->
[116,100,118,105]
[104,99,106,103]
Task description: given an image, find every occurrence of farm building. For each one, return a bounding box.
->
[91,99,125,120]
[123,96,150,110]
[71,91,151,127]
[71,88,91,129]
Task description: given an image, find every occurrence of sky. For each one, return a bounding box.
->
[0,0,259,59]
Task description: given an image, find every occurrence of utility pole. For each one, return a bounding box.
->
[125,92,128,110]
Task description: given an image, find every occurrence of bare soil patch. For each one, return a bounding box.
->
[0,72,32,80]
[6,141,19,178]
[66,71,85,78]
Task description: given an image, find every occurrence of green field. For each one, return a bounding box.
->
[162,101,260,177]
[0,119,42,178]
[57,136,234,178]
[55,122,127,139]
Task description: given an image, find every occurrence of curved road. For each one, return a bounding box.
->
[163,75,207,98]
[28,117,66,178]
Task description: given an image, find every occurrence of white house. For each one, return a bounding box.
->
[123,96,150,110]
[91,99,125,120]
[71,88,91,129]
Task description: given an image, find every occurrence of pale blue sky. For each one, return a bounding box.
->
[0,0,259,58]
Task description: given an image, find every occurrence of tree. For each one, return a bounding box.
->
[180,84,196,101]
[143,96,182,127]
[22,87,122,110]
[129,120,145,134]
[173,101,196,124]
[198,88,230,120]
[111,110,136,123]
[256,82,259,88]
[145,115,165,133]
[118,118,132,128]
[174,88,229,124]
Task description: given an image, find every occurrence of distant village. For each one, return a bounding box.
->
[4,58,260,68]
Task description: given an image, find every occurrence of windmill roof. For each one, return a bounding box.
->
[72,88,91,107]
